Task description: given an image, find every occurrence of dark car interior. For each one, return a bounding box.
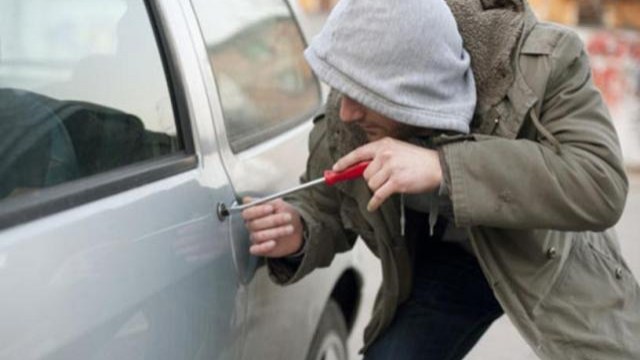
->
[0,88,177,199]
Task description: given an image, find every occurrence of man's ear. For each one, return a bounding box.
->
[479,0,524,12]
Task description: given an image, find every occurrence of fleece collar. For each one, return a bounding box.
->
[445,0,529,111]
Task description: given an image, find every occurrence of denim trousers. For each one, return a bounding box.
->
[364,212,504,360]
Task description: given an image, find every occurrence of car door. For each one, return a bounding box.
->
[0,0,242,359]
[186,0,322,284]
[180,1,363,359]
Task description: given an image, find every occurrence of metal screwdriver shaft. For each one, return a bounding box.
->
[225,161,371,214]
[226,178,325,213]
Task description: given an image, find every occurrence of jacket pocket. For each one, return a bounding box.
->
[532,232,639,357]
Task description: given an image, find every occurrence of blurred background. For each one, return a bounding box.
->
[294,0,640,359]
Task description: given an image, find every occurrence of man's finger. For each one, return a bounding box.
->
[250,240,276,256]
[367,166,391,191]
[367,181,396,212]
[332,142,379,171]
[362,156,383,181]
[250,225,295,243]
[241,203,274,221]
[247,213,293,231]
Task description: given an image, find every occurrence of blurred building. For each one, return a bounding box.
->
[529,0,640,29]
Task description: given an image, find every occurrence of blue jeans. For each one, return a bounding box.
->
[364,214,504,360]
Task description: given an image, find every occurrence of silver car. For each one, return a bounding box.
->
[0,0,377,359]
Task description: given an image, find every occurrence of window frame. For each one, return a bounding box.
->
[191,0,323,154]
[0,0,197,230]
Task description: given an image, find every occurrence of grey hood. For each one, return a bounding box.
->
[304,0,476,134]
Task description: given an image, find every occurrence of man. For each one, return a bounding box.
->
[242,0,640,359]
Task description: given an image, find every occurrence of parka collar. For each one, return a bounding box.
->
[508,8,540,123]
[445,0,528,110]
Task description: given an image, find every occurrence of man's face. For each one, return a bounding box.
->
[339,96,414,141]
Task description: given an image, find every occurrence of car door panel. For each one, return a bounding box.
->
[181,1,367,359]
[0,171,240,360]
[0,0,244,359]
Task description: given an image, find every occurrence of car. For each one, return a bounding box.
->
[0,0,379,359]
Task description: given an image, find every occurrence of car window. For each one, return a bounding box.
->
[0,0,181,201]
[190,0,322,153]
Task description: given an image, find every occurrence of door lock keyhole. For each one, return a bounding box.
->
[217,202,230,221]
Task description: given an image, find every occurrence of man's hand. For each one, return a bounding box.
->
[333,137,442,211]
[241,197,304,257]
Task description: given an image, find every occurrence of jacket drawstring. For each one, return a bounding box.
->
[400,192,439,237]
[530,109,562,154]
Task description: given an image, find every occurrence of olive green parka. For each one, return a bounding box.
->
[269,1,640,358]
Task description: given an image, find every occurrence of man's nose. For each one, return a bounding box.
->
[339,96,365,123]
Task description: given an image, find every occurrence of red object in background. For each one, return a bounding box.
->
[585,31,640,107]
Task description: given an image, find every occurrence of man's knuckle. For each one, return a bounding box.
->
[281,214,291,224]
[362,169,370,179]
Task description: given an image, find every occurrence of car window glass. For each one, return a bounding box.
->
[0,0,181,201]
[190,0,321,153]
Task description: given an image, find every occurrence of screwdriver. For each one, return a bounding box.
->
[220,161,370,216]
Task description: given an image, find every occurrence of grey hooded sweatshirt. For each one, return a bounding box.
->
[303,0,476,243]
[304,0,476,133]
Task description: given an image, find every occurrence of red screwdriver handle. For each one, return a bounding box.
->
[324,161,371,186]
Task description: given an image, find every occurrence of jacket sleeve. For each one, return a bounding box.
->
[268,117,358,285]
[441,31,628,231]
